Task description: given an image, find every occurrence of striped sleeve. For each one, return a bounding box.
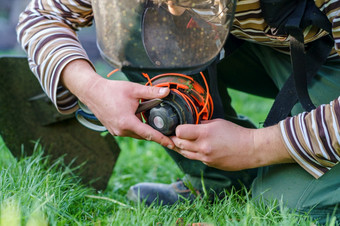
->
[317,0,340,57]
[16,0,94,114]
[280,97,340,178]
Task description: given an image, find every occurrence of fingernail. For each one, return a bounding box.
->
[167,144,174,149]
[159,88,168,95]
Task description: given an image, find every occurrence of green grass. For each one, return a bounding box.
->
[0,53,331,225]
[1,87,330,225]
[0,138,317,225]
[228,89,274,127]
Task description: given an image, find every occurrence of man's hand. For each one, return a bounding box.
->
[61,59,175,149]
[170,118,294,171]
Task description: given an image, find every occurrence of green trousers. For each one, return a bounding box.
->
[234,42,340,223]
[123,41,340,223]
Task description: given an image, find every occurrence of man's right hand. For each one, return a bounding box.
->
[61,59,174,149]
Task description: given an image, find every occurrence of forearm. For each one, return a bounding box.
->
[16,0,93,114]
[253,125,295,168]
[60,59,100,103]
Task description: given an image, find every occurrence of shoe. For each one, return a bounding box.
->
[126,180,199,206]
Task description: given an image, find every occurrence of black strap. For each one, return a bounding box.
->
[263,0,333,127]
[289,35,316,112]
[285,0,315,112]
[264,35,334,126]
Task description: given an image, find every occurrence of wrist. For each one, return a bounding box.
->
[61,59,102,101]
[252,125,294,168]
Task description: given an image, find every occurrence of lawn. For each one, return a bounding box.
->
[0,50,335,225]
[1,82,330,225]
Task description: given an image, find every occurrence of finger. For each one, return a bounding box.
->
[200,120,211,124]
[171,136,200,152]
[132,84,170,100]
[129,117,175,148]
[108,126,144,139]
[175,149,201,161]
[122,132,144,140]
[201,118,224,125]
[175,124,202,140]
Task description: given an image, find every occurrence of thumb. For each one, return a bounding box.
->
[133,85,170,99]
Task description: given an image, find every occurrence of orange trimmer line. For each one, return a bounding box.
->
[172,88,200,123]
[144,73,196,86]
[143,72,213,122]
[105,69,213,121]
[142,72,153,86]
[106,68,119,78]
[197,71,212,120]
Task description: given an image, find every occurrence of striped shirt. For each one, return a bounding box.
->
[17,0,340,178]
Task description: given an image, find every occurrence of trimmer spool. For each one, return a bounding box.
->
[141,72,214,135]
